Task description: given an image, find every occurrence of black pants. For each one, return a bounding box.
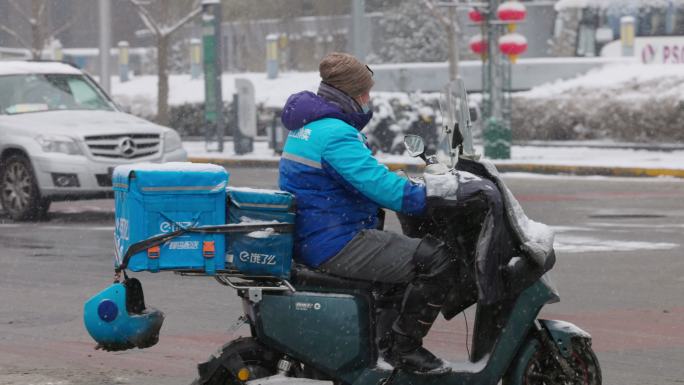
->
[320,229,457,342]
[318,229,420,284]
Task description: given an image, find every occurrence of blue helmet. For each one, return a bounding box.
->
[83,278,164,351]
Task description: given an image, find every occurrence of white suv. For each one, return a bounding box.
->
[0,61,187,220]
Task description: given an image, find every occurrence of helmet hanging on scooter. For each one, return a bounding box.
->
[83,277,164,351]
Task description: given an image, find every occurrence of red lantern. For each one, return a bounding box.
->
[498,33,528,63]
[497,1,526,32]
[468,8,483,23]
[497,1,526,21]
[469,34,488,56]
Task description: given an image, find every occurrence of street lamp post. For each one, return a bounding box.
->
[441,1,521,159]
[482,0,512,160]
[465,0,527,159]
[98,0,112,93]
[202,0,224,152]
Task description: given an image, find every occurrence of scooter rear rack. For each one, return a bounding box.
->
[174,269,296,294]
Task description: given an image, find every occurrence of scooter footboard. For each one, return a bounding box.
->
[539,319,592,358]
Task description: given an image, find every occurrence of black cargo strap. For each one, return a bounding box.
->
[115,222,294,273]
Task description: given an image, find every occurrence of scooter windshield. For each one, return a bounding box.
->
[438,78,474,168]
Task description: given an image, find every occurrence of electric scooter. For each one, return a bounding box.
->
[191,80,601,385]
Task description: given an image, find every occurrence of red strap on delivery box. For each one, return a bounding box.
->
[147,245,160,259]
[202,241,215,259]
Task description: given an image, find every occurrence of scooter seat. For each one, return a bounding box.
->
[290,265,374,291]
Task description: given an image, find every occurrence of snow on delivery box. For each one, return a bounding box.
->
[226,187,295,279]
[113,163,228,274]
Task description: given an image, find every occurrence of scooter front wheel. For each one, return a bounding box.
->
[191,337,279,385]
[504,338,601,385]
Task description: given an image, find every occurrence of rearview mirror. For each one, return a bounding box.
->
[469,107,478,123]
[403,135,425,158]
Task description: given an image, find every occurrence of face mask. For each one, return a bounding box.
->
[361,103,371,114]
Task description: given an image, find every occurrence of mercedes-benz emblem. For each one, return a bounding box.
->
[118,137,136,158]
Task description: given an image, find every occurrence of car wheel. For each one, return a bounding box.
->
[0,155,45,221]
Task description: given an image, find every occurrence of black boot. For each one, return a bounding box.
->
[383,236,457,374]
[384,281,451,374]
[385,330,449,374]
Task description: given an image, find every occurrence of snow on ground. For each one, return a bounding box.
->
[111,62,684,113]
[554,235,679,253]
[502,172,684,182]
[183,141,684,170]
[492,145,684,170]
[551,225,680,253]
[519,62,684,100]
[111,71,320,116]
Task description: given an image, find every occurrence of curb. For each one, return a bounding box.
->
[491,163,684,178]
[188,157,684,179]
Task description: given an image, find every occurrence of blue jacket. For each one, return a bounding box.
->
[278,91,426,267]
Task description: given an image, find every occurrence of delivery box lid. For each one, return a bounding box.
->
[113,162,228,194]
[228,187,294,212]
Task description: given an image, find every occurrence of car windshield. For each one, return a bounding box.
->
[0,73,115,115]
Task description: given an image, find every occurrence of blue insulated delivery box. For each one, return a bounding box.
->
[226,187,294,279]
[113,163,228,274]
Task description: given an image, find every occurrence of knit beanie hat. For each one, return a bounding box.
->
[319,52,374,98]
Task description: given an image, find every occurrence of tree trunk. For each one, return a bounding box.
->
[157,35,170,126]
[31,0,44,59]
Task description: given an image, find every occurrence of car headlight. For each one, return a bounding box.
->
[163,130,182,152]
[35,135,83,155]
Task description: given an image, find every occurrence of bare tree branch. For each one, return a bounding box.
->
[50,19,75,39]
[7,0,32,23]
[4,0,81,59]
[163,6,202,36]
[421,0,450,27]
[0,23,31,50]
[128,0,161,36]
[50,5,87,38]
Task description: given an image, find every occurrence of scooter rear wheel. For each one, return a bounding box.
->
[191,337,279,385]
[504,338,601,385]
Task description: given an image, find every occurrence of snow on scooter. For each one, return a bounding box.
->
[190,80,601,385]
